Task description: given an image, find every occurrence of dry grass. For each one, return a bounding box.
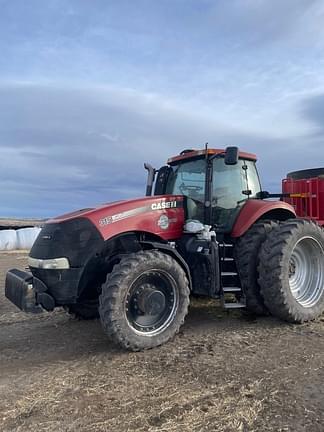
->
[2,357,269,432]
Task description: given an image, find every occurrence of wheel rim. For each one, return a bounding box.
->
[125,269,178,335]
[289,236,324,308]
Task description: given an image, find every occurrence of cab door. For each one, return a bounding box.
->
[211,158,249,232]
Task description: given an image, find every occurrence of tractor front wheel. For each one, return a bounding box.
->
[99,250,190,351]
[258,219,324,323]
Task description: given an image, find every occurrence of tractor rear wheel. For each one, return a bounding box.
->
[99,250,190,351]
[235,220,278,315]
[258,219,324,323]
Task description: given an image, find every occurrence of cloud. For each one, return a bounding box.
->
[1,2,324,217]
[300,93,324,132]
[0,82,226,216]
[204,0,324,48]
[0,82,322,217]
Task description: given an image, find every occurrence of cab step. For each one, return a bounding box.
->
[222,287,242,293]
[223,302,246,309]
[219,241,245,310]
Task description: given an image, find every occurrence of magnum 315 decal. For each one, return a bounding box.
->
[99,199,182,227]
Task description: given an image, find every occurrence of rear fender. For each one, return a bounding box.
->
[231,199,296,238]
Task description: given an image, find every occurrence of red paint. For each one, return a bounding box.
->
[168,148,257,165]
[231,199,296,237]
[48,196,185,241]
[283,177,324,226]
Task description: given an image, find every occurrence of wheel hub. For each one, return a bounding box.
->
[125,270,178,335]
[289,236,324,308]
[137,285,166,315]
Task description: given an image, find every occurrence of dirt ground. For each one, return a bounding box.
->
[0,253,323,432]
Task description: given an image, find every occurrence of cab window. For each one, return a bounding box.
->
[165,158,206,203]
[211,158,251,231]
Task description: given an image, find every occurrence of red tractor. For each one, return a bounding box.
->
[5,147,324,350]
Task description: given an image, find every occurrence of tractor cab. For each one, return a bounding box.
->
[149,148,261,233]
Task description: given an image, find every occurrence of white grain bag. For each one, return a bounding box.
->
[16,227,41,250]
[0,229,17,250]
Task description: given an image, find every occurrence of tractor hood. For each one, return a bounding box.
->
[27,195,185,305]
[47,195,186,242]
[30,195,185,269]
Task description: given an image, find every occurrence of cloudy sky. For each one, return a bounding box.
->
[1,0,324,217]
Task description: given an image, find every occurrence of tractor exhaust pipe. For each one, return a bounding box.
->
[144,163,156,196]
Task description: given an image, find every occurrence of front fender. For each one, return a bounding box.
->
[231,199,296,237]
[140,240,192,291]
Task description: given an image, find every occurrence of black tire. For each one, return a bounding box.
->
[235,220,278,315]
[258,219,324,323]
[65,299,99,320]
[99,250,190,351]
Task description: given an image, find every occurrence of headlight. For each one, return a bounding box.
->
[28,257,70,270]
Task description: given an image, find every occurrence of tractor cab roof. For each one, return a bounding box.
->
[167,148,257,165]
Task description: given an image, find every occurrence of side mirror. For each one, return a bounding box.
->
[224,146,239,165]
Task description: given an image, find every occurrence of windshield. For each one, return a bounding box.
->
[165,158,206,202]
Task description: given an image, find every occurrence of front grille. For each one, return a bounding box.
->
[30,217,104,267]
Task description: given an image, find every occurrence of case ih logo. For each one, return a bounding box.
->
[151,201,178,210]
